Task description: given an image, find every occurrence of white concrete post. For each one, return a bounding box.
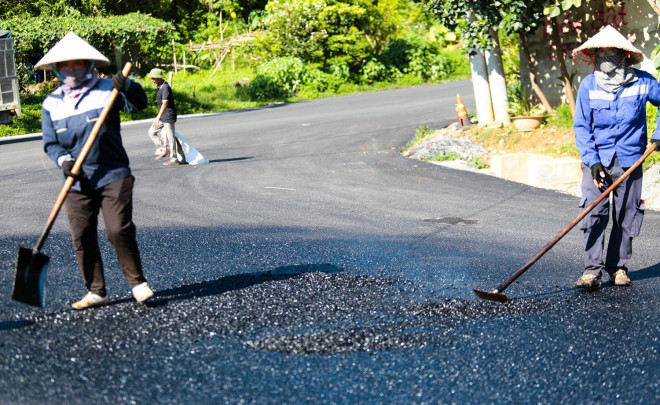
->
[469,49,495,125]
[485,30,510,125]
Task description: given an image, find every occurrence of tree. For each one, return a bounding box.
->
[496,0,553,113]
[543,0,581,116]
[2,12,171,71]
[428,0,510,125]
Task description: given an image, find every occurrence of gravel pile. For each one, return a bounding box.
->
[401,124,488,166]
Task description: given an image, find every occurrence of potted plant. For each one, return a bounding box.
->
[507,82,546,131]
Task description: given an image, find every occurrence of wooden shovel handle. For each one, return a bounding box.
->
[494,143,657,293]
[34,62,133,253]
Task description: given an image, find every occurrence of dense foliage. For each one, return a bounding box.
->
[0,0,472,136]
[251,0,464,98]
[2,12,171,71]
[427,0,545,51]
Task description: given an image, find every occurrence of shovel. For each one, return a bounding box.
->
[11,63,133,307]
[474,144,657,303]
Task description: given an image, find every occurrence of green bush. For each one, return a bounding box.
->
[304,65,346,94]
[327,59,351,81]
[645,102,660,169]
[247,57,308,100]
[441,49,470,79]
[360,59,389,83]
[264,0,377,68]
[647,101,658,135]
[380,35,449,81]
[545,103,573,128]
[246,74,288,100]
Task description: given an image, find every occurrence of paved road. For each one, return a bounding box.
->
[1,81,659,403]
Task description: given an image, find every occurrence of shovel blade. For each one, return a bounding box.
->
[473,288,509,303]
[12,247,49,307]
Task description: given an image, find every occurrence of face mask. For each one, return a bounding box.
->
[60,66,91,88]
[595,52,625,74]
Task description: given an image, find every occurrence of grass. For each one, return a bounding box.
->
[401,125,434,152]
[544,103,573,128]
[427,153,488,169]
[124,66,264,122]
[0,92,52,136]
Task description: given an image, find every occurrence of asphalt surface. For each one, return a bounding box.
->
[1,81,659,403]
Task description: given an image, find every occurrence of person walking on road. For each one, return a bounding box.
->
[572,25,660,289]
[37,32,155,309]
[147,68,182,166]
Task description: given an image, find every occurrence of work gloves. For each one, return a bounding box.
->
[590,163,605,181]
[652,139,660,151]
[61,159,79,179]
[111,72,126,91]
[590,162,608,189]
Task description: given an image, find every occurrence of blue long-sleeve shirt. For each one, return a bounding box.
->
[573,69,660,168]
[42,78,147,191]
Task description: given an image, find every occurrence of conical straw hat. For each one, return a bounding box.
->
[35,32,110,70]
[572,25,644,65]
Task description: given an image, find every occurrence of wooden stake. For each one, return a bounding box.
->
[172,38,178,73]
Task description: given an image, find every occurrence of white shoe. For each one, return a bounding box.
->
[574,274,602,289]
[71,292,108,310]
[154,147,165,155]
[612,269,631,286]
[132,282,154,302]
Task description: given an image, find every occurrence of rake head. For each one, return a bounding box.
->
[473,288,509,303]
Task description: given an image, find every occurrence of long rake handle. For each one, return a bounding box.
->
[493,143,657,293]
[33,62,133,254]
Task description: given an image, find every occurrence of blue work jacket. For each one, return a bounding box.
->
[573,69,660,169]
[42,78,148,191]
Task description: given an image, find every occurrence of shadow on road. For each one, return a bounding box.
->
[0,319,35,331]
[629,263,660,282]
[145,263,343,307]
[207,156,253,164]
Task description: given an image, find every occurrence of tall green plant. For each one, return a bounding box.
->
[263,0,377,70]
[1,12,171,71]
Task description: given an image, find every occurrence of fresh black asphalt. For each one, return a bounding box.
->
[1,81,659,403]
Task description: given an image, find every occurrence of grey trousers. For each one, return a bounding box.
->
[64,176,146,297]
[148,122,177,160]
[579,155,644,278]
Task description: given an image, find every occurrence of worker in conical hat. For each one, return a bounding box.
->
[38,32,155,309]
[571,25,660,290]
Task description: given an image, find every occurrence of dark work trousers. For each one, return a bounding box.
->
[579,155,644,279]
[64,176,146,297]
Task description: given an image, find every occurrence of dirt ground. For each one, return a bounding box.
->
[457,124,578,157]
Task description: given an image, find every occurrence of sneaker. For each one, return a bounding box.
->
[155,150,169,160]
[132,282,154,302]
[154,147,165,156]
[162,159,180,166]
[574,274,602,289]
[612,269,631,286]
[71,292,108,310]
